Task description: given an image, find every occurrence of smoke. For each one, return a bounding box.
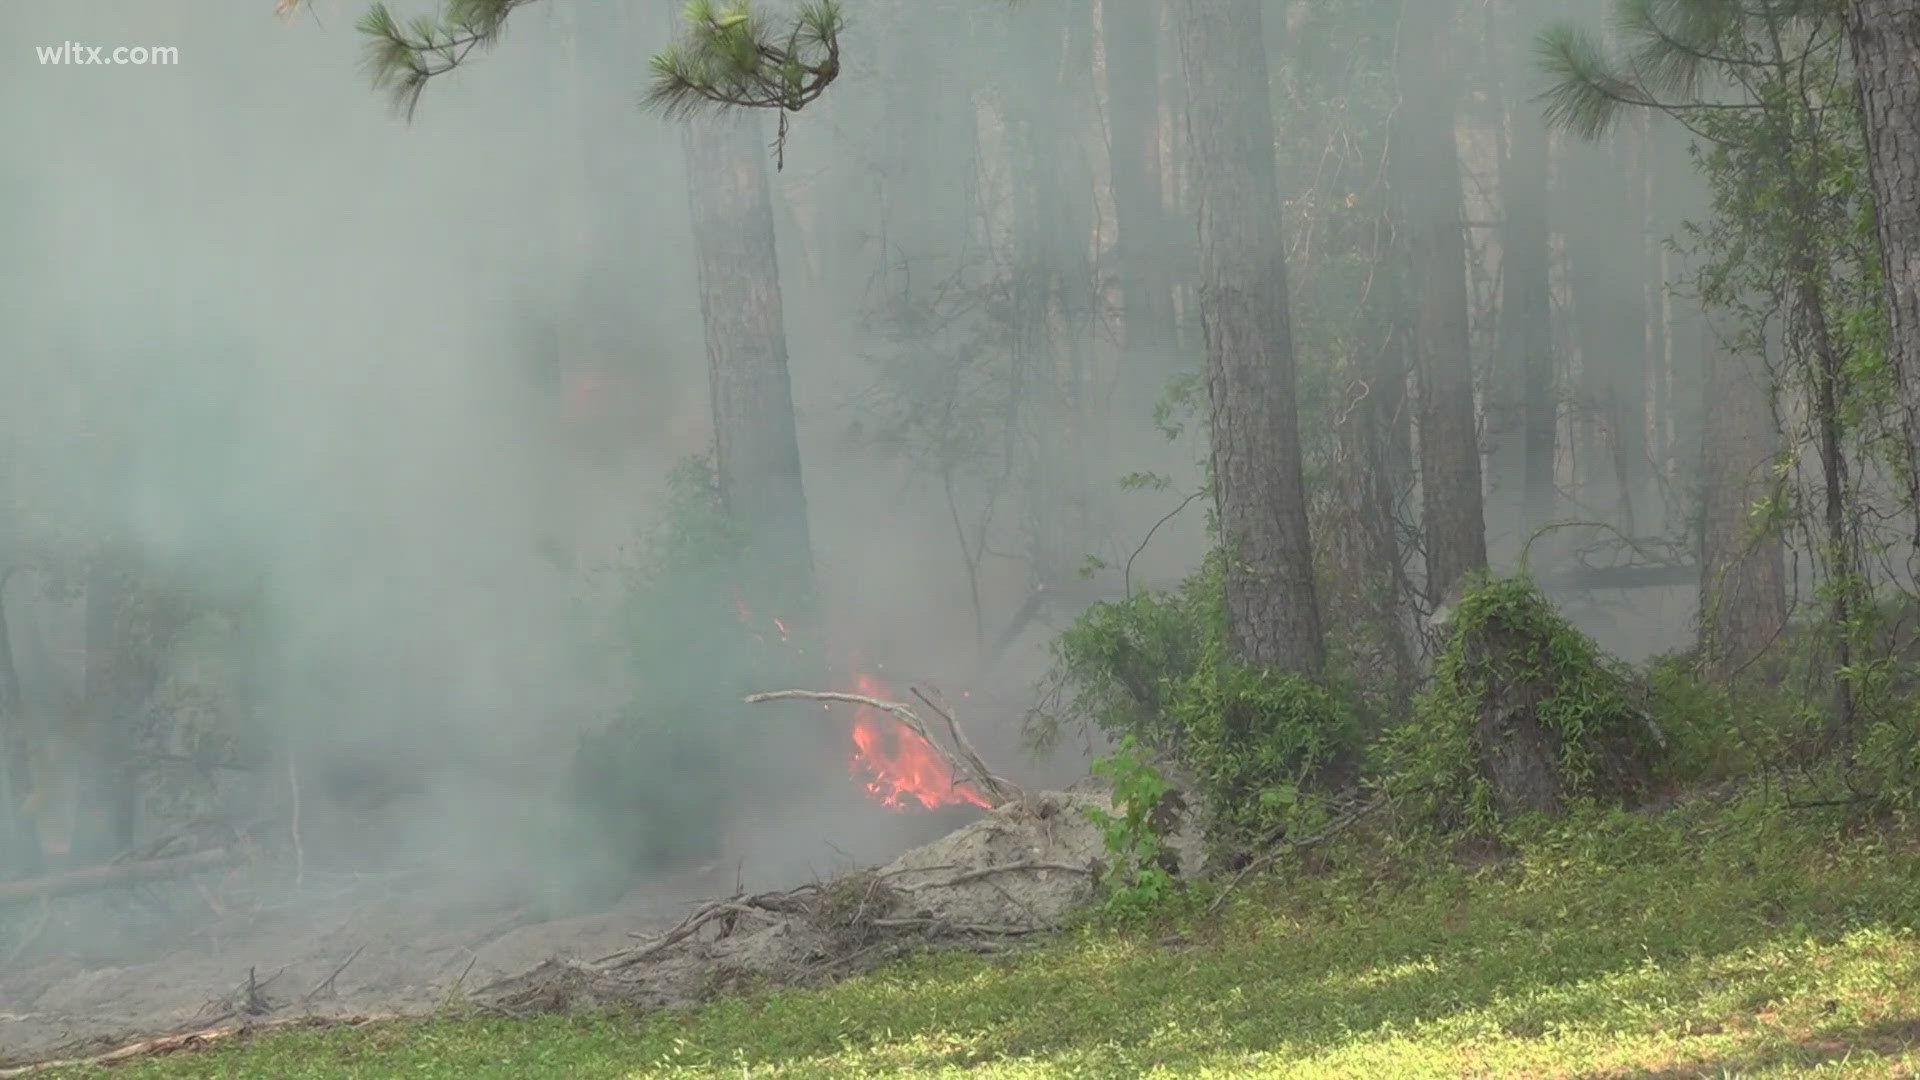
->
[0,3,708,898]
[0,0,1710,960]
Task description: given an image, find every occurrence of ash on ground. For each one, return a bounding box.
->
[0,787,1197,1069]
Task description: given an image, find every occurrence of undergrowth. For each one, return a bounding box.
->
[1028,551,1357,879]
[1378,574,1660,834]
[48,786,1920,1078]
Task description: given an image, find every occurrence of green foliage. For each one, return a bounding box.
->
[1643,656,1749,782]
[91,790,1920,1077]
[1031,553,1357,854]
[1380,575,1656,834]
[344,0,841,162]
[1082,737,1183,916]
[1544,0,1917,802]
[354,0,535,119]
[646,0,844,119]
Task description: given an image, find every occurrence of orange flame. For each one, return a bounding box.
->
[848,674,992,811]
[729,590,988,812]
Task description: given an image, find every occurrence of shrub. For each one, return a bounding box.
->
[1379,575,1661,834]
[1032,552,1357,857]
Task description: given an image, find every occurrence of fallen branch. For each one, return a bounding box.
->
[743,689,1010,808]
[0,848,235,907]
[305,944,364,1004]
[910,687,1022,805]
[887,860,1092,892]
[596,891,795,970]
[868,916,1051,935]
[1206,798,1386,915]
[0,1015,391,1077]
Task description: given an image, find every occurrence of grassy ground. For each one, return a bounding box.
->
[32,790,1920,1078]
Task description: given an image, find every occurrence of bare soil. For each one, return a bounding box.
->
[0,860,709,1067]
[0,785,1187,1070]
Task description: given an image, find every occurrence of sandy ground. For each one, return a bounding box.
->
[0,779,1154,1069]
[0,675,1096,1069]
[0,859,710,1066]
[0,795,985,1068]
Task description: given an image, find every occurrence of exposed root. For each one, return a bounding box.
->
[887,861,1092,892]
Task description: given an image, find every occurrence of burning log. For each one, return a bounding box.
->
[742,688,1019,808]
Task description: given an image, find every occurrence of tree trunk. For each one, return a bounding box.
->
[1329,258,1418,720]
[1696,333,1787,680]
[1635,111,1672,492]
[1103,0,1179,386]
[0,423,36,877]
[0,567,35,879]
[76,550,139,862]
[1843,1,1920,530]
[1498,48,1557,532]
[1009,1,1100,590]
[1398,0,1487,604]
[1173,0,1325,677]
[681,112,818,615]
[1564,131,1647,530]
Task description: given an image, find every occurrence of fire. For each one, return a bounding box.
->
[729,591,988,812]
[848,674,992,811]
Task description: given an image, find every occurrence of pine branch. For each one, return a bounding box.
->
[355,0,539,120]
[1536,22,1651,140]
[1536,0,1821,143]
[643,0,844,120]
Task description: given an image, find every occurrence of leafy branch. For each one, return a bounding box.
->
[1535,0,1835,142]
[352,0,538,120]
[298,0,845,163]
[645,0,844,120]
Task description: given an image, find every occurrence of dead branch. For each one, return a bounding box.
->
[868,917,1050,935]
[887,861,1092,892]
[743,689,1010,807]
[288,756,305,889]
[441,955,478,1011]
[597,899,748,969]
[203,964,282,1022]
[0,1015,392,1077]
[620,900,777,940]
[909,687,1022,804]
[304,944,364,1004]
[1206,797,1386,915]
[0,848,235,907]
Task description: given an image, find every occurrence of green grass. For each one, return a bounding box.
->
[36,792,1920,1078]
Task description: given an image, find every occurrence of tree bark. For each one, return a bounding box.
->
[1498,46,1557,532]
[1843,1,1920,530]
[1696,333,1787,680]
[1564,130,1648,530]
[1398,0,1488,604]
[1173,0,1325,677]
[0,567,34,879]
[1103,0,1179,385]
[681,112,819,614]
[77,549,141,861]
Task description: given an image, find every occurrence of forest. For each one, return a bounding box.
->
[4,0,1920,1075]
